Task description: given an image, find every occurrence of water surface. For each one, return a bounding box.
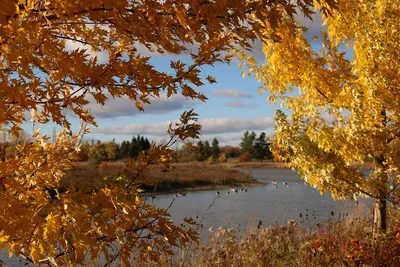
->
[149,168,373,238]
[2,168,373,265]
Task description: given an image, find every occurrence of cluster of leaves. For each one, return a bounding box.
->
[0,114,203,265]
[308,226,400,266]
[0,0,337,265]
[0,0,318,135]
[242,0,400,219]
[0,128,30,160]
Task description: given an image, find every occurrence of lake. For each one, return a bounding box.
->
[1,168,373,265]
[148,168,373,240]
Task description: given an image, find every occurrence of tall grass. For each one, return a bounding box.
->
[159,205,400,267]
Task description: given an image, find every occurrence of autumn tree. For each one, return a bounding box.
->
[177,142,197,162]
[0,0,329,265]
[89,140,108,166]
[245,0,399,231]
[105,140,119,161]
[196,140,206,161]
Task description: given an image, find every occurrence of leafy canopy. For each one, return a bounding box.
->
[0,0,330,265]
[245,0,400,204]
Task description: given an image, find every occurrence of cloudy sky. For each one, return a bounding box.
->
[23,12,326,146]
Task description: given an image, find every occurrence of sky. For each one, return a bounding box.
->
[22,11,327,146]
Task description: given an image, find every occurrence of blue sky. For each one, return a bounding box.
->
[23,12,327,146]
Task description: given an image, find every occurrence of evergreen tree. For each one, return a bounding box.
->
[143,137,151,151]
[211,138,220,159]
[139,135,145,151]
[254,132,269,160]
[119,140,130,159]
[240,131,256,155]
[130,136,139,158]
[204,141,212,159]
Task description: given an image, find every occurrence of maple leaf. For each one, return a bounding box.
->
[0,0,337,265]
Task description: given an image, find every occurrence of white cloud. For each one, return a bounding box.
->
[93,117,274,136]
[200,117,274,134]
[210,89,252,98]
[86,93,196,119]
[224,101,245,108]
[224,101,259,109]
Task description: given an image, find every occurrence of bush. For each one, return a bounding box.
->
[239,152,252,162]
[206,155,216,164]
[218,153,227,163]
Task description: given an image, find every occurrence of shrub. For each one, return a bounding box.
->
[218,153,227,163]
[207,155,216,164]
[239,152,252,162]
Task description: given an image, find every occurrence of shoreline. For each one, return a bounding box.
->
[221,161,375,169]
[63,160,374,196]
[63,162,261,193]
[139,180,266,196]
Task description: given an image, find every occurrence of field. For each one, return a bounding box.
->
[61,161,262,193]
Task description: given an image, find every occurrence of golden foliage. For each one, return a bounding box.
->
[245,0,400,207]
[0,0,334,265]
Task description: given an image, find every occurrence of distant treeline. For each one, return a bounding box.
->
[0,129,273,165]
[75,131,273,165]
[176,131,273,163]
[78,135,151,165]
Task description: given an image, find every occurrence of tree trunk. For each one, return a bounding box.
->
[373,197,387,232]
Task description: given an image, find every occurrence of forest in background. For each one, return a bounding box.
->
[62,130,273,165]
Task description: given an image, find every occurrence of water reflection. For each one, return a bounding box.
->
[149,168,373,241]
[3,168,373,265]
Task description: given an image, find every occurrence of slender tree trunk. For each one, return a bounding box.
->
[374,196,387,232]
[374,109,388,232]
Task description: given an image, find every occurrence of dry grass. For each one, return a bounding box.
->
[223,161,287,169]
[161,205,400,267]
[61,161,260,193]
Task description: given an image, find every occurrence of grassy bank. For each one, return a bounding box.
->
[161,206,400,267]
[62,161,262,193]
[223,161,288,169]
